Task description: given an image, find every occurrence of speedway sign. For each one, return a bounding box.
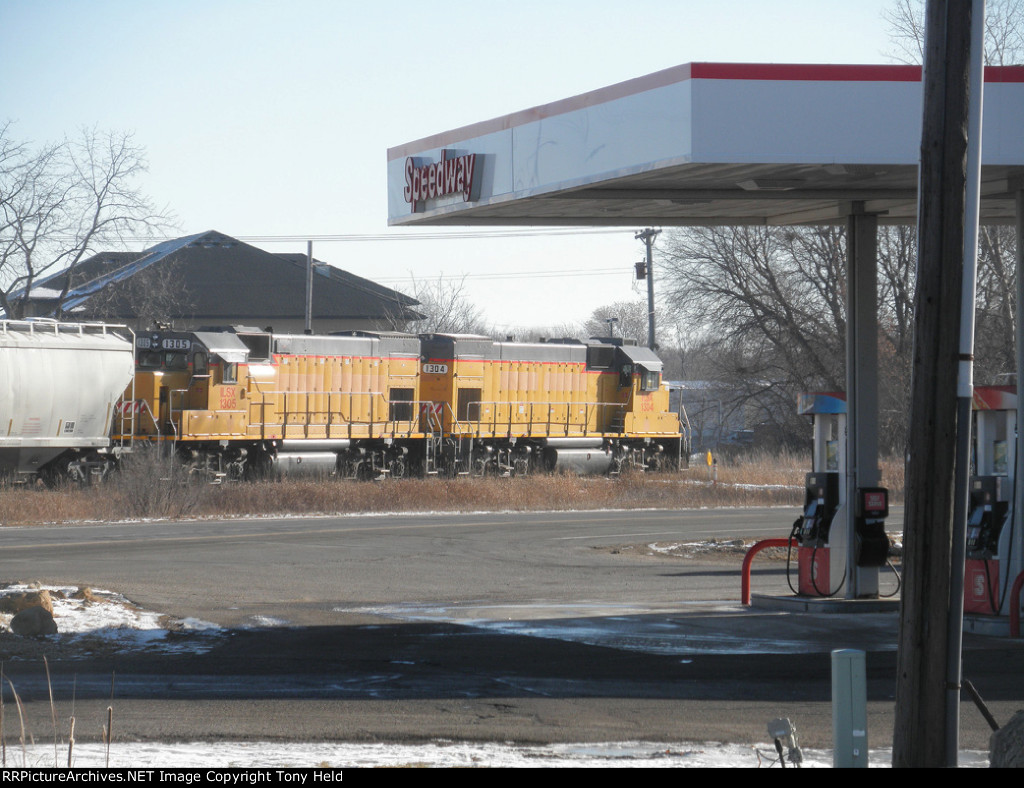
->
[403,150,478,212]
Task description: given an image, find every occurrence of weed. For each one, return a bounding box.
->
[0,450,906,526]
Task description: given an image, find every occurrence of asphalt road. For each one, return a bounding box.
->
[0,507,809,626]
[2,504,1019,753]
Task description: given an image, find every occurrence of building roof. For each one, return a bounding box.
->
[21,231,420,323]
[387,62,1024,227]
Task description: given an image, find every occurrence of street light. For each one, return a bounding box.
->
[605,317,619,337]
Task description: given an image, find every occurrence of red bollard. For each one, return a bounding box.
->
[742,538,795,605]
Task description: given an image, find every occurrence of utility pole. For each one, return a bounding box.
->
[635,228,660,349]
[305,240,314,335]
[892,0,977,768]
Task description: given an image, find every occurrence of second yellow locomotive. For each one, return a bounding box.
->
[116,327,684,480]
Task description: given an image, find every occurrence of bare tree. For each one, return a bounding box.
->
[975,225,1017,382]
[511,322,585,342]
[75,258,196,330]
[658,227,847,449]
[583,300,654,344]
[883,0,930,63]
[884,0,1024,64]
[876,225,918,451]
[883,0,1021,388]
[400,274,489,335]
[661,226,847,388]
[0,123,173,319]
[659,225,920,452]
[660,215,1012,454]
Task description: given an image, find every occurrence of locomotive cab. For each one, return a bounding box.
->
[586,340,681,470]
[118,328,253,477]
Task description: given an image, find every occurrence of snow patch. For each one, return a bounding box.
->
[0,583,223,657]
[2,740,989,768]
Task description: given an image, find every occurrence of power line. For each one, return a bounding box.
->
[67,227,631,245]
[240,228,628,243]
[374,266,628,285]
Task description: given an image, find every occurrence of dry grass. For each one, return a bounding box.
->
[704,447,905,500]
[0,450,907,527]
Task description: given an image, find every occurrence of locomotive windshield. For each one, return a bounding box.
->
[137,350,189,370]
[136,333,192,370]
[639,366,661,392]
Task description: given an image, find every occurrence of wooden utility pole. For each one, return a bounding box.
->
[892,0,974,768]
[635,228,660,349]
[305,240,314,334]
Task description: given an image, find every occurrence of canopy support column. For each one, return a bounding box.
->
[846,207,881,599]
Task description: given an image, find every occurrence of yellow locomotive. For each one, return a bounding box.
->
[115,327,684,480]
[419,333,681,475]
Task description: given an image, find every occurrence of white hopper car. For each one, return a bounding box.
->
[0,321,135,483]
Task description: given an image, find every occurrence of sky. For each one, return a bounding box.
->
[1,0,902,336]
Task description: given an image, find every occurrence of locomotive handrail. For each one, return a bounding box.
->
[133,397,162,441]
[272,389,388,439]
[253,390,443,441]
[381,399,426,437]
[167,389,190,440]
[244,372,272,440]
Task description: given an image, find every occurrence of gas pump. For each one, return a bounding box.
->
[792,393,847,596]
[965,386,1018,616]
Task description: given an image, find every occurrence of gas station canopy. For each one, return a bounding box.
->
[387,63,1024,227]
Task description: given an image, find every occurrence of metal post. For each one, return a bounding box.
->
[846,209,880,598]
[833,649,868,768]
[1016,188,1024,609]
[946,0,985,766]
